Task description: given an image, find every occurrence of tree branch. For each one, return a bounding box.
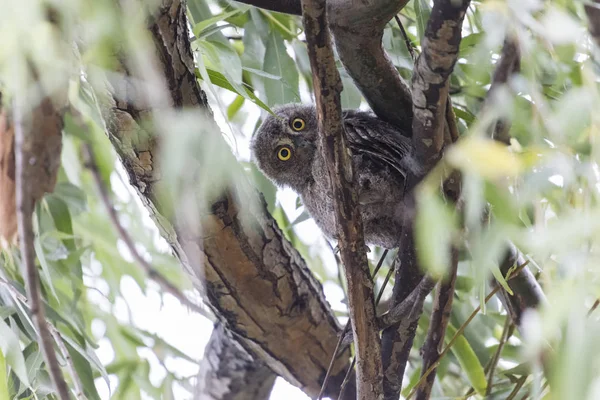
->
[412,0,470,174]
[301,0,382,398]
[415,249,459,400]
[494,244,545,329]
[97,1,354,398]
[14,93,69,399]
[233,0,302,15]
[381,211,423,400]
[382,2,470,398]
[195,323,276,400]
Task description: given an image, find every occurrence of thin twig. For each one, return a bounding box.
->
[317,250,390,400]
[486,318,514,396]
[338,357,356,399]
[394,15,416,60]
[375,261,395,305]
[506,375,528,400]
[82,144,211,319]
[14,98,70,400]
[49,325,87,400]
[317,324,350,400]
[405,261,530,399]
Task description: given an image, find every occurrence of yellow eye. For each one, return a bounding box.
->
[277,146,292,161]
[291,118,305,131]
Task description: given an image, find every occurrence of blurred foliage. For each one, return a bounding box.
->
[0,0,600,399]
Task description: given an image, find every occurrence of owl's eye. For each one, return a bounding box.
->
[277,146,292,161]
[291,118,306,131]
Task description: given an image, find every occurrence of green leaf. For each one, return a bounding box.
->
[0,318,30,387]
[67,342,102,400]
[227,95,245,120]
[242,66,282,80]
[415,191,458,279]
[414,0,431,41]
[196,23,235,40]
[192,8,247,37]
[262,31,300,106]
[453,106,475,124]
[197,67,272,113]
[446,323,487,395]
[197,40,243,86]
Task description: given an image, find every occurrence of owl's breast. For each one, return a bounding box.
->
[299,181,337,240]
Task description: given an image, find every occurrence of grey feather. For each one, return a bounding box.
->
[251,104,414,248]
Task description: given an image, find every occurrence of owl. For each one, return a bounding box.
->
[251,104,413,249]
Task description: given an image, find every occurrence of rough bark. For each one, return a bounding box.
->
[99,0,353,398]
[381,212,423,400]
[301,0,383,398]
[195,323,276,400]
[414,250,458,400]
[382,1,470,398]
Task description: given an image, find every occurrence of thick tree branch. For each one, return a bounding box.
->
[381,212,423,400]
[233,0,302,15]
[328,0,413,131]
[195,323,276,400]
[332,33,413,133]
[235,0,414,131]
[412,0,470,174]
[301,0,382,398]
[97,1,353,398]
[415,250,458,400]
[382,2,470,398]
[14,92,68,398]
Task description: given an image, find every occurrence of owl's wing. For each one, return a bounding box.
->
[342,110,412,178]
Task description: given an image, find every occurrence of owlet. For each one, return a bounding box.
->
[251,104,413,249]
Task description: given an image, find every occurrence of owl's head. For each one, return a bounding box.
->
[251,104,318,191]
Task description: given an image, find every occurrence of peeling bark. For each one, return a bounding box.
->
[195,323,276,400]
